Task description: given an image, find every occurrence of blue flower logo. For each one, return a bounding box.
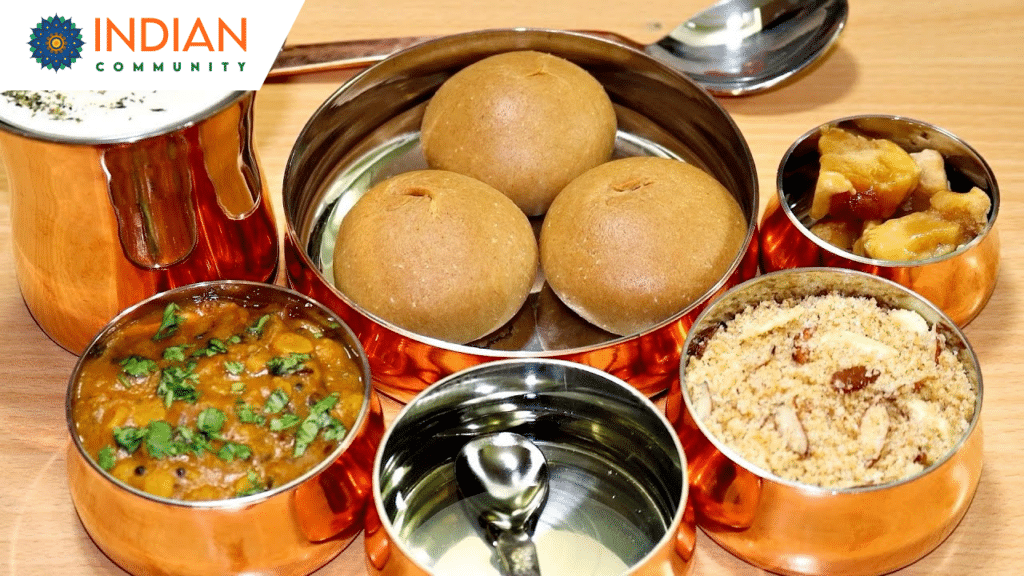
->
[29,15,84,72]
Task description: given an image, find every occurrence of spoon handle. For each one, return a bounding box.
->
[494,529,542,576]
[266,31,639,79]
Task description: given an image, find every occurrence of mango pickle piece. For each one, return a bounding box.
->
[809,217,861,251]
[859,211,968,261]
[811,127,921,221]
[929,187,990,234]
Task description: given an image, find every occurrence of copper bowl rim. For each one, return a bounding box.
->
[370,357,691,572]
[0,91,250,146]
[65,279,376,510]
[775,113,1000,267]
[282,27,759,357]
[678,267,984,494]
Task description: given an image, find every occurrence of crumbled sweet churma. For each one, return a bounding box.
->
[808,127,990,261]
[684,293,976,489]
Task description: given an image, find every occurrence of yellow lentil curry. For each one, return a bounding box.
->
[72,296,365,501]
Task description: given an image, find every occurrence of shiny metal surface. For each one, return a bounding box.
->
[759,114,1001,327]
[282,28,759,402]
[0,92,280,354]
[647,0,848,95]
[456,433,549,576]
[268,0,848,96]
[366,358,696,576]
[665,268,984,576]
[65,281,386,576]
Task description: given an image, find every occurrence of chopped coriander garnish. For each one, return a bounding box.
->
[145,420,175,459]
[162,344,191,362]
[157,363,200,407]
[236,401,266,425]
[152,302,184,341]
[322,418,347,442]
[173,425,212,456]
[269,413,301,431]
[264,389,290,414]
[97,445,116,470]
[247,314,271,337]
[237,470,266,497]
[218,442,252,461]
[119,355,158,378]
[229,379,246,392]
[293,419,321,458]
[293,393,341,457]
[113,426,148,453]
[192,338,230,358]
[196,407,226,437]
[267,353,311,376]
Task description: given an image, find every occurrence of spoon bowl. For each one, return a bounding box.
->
[456,432,550,576]
[268,0,848,96]
[646,0,849,95]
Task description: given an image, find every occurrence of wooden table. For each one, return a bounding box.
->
[2,0,1022,574]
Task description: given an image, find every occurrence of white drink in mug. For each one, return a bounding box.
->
[0,90,236,141]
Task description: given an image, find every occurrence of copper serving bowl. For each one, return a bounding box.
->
[760,114,1000,327]
[665,268,983,576]
[365,358,696,575]
[282,28,759,402]
[65,281,385,576]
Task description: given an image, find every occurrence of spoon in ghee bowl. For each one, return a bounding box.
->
[455,432,550,576]
[267,0,848,96]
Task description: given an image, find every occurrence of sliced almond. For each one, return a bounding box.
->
[819,329,896,363]
[775,403,809,456]
[859,404,890,462]
[888,308,930,335]
[741,306,803,340]
[690,380,713,421]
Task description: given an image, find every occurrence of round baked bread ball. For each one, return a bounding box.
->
[333,170,538,344]
[540,156,747,336]
[420,50,617,216]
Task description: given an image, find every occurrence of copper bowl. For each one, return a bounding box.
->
[759,114,1000,327]
[365,358,696,575]
[65,281,385,576]
[281,28,760,402]
[665,268,983,576]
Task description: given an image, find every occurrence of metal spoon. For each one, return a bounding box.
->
[267,0,847,96]
[455,432,550,576]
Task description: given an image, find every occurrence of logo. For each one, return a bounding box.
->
[28,14,84,72]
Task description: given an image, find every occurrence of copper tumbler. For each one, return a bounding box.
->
[0,91,279,354]
[759,114,1000,327]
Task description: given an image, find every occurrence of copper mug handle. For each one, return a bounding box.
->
[102,132,199,268]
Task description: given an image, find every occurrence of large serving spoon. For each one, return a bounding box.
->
[268,0,848,96]
[455,432,550,576]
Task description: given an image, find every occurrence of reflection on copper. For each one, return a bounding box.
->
[287,234,760,402]
[761,194,1000,327]
[2,93,279,354]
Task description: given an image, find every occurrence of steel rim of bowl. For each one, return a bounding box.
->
[282,27,759,358]
[65,279,376,509]
[678,267,984,495]
[774,113,1001,268]
[371,357,691,573]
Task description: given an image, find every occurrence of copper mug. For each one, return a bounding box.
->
[0,91,279,354]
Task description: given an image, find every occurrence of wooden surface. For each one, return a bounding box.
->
[2,0,1023,574]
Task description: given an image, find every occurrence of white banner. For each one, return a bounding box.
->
[0,1,304,90]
